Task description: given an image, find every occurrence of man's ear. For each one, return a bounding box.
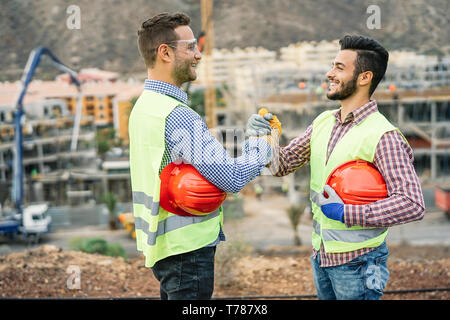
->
[157,44,173,63]
[358,71,373,87]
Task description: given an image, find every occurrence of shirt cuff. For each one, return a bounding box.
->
[343,204,366,227]
[243,137,273,166]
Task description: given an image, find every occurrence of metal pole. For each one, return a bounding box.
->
[201,0,217,129]
[70,90,83,152]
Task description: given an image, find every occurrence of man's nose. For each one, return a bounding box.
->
[195,49,202,60]
[325,68,333,79]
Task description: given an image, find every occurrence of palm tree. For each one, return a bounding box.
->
[286,204,306,246]
[102,192,117,230]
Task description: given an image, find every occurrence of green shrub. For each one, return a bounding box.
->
[69,237,127,258]
[83,238,108,254]
[105,243,127,258]
[69,236,84,250]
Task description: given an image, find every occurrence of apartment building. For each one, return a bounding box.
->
[197,46,277,85]
[279,40,340,70]
[0,78,143,141]
[0,72,142,207]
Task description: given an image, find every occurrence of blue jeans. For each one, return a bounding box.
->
[310,242,390,300]
[151,246,216,300]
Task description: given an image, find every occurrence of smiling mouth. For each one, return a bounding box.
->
[328,80,339,89]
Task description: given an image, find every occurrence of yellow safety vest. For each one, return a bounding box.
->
[309,108,402,253]
[129,90,223,268]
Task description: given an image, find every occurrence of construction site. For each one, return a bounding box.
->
[0,0,449,303]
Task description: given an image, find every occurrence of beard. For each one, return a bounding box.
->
[327,74,358,100]
[172,55,196,85]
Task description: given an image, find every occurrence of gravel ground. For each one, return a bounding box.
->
[0,243,448,299]
[0,194,448,300]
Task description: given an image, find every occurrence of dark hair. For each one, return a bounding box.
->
[339,35,389,96]
[137,12,191,68]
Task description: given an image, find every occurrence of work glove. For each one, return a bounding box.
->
[258,108,282,136]
[316,185,344,222]
[246,113,272,137]
[242,136,273,166]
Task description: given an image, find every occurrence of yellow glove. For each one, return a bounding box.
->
[258,108,282,136]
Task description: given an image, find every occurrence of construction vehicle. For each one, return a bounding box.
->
[118,212,136,239]
[435,186,450,219]
[5,47,81,241]
[0,203,51,242]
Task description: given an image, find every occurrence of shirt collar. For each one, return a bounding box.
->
[144,79,188,104]
[334,100,378,125]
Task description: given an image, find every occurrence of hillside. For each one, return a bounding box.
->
[1,0,449,81]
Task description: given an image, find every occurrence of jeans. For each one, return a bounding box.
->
[151,246,216,300]
[310,242,390,300]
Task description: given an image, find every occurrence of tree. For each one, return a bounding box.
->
[96,127,122,159]
[188,89,206,116]
[286,204,306,246]
[187,87,226,117]
[102,192,117,230]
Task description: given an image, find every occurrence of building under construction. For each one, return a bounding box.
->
[243,61,450,197]
[0,39,449,212]
[0,74,141,211]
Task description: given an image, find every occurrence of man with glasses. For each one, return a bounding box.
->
[129,12,274,300]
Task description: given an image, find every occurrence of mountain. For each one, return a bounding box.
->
[1,0,449,81]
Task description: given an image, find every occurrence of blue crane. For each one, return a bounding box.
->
[12,47,81,215]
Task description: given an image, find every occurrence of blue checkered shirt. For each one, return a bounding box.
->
[144,79,272,245]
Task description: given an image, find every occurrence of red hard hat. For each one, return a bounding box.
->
[325,159,388,205]
[159,162,227,216]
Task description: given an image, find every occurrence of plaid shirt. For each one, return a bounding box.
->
[275,100,425,267]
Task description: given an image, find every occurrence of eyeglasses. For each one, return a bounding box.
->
[166,39,199,54]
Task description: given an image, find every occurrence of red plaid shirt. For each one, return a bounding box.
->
[274,100,425,267]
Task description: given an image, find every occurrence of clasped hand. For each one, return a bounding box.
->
[316,185,345,223]
[246,108,282,137]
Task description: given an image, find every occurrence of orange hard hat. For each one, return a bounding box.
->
[325,159,388,205]
[159,162,227,216]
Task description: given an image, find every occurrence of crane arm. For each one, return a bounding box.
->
[12,47,80,214]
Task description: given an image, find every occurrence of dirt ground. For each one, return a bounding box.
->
[0,243,448,300]
[1,194,448,300]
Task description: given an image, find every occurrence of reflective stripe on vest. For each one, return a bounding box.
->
[312,219,387,243]
[132,191,159,216]
[134,209,220,246]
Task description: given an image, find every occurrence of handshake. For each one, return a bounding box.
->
[246,108,282,137]
[245,108,281,169]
